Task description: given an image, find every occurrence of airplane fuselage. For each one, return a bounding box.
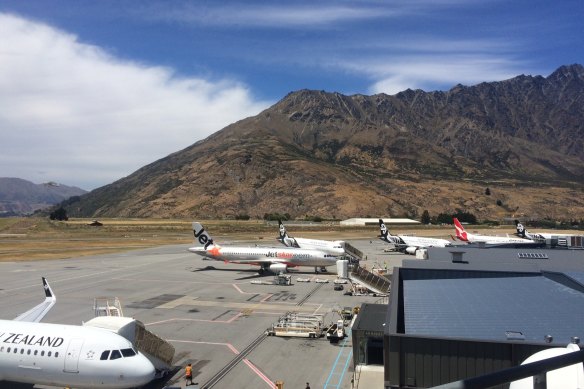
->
[189,245,339,268]
[0,320,155,388]
[286,237,345,256]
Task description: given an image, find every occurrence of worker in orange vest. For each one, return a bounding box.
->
[185,363,193,386]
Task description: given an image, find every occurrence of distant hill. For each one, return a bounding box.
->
[0,178,87,216]
[64,64,584,221]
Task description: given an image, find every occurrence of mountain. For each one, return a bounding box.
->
[0,178,87,216]
[64,64,584,220]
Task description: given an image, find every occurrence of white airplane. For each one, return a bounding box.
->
[0,278,155,388]
[277,220,345,256]
[188,222,341,273]
[378,219,452,254]
[453,218,534,244]
[515,221,573,245]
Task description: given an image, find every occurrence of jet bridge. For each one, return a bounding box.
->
[84,316,175,374]
[348,265,391,295]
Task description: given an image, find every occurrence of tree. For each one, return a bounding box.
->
[49,207,68,221]
[421,210,431,224]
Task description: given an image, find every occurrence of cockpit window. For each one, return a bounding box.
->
[110,350,122,360]
[100,350,110,360]
[121,348,136,357]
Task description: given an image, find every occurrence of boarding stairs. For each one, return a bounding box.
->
[348,265,391,295]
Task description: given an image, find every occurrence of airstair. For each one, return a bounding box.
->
[348,265,391,295]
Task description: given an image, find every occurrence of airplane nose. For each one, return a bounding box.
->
[128,355,156,385]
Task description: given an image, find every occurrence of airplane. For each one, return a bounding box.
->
[0,277,155,389]
[515,221,573,245]
[378,219,452,254]
[188,222,341,273]
[276,219,345,256]
[453,217,535,244]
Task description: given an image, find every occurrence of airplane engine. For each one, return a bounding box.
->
[269,263,288,273]
[405,247,418,255]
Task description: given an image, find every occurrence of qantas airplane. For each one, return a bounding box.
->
[453,218,534,244]
[276,220,345,256]
[378,219,452,254]
[188,222,341,273]
[0,278,155,388]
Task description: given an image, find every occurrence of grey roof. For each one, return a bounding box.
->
[403,273,584,345]
[564,271,584,287]
[352,303,387,333]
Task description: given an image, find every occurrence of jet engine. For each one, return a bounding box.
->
[405,247,418,255]
[269,263,288,273]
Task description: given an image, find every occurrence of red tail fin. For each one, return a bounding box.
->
[453,218,468,241]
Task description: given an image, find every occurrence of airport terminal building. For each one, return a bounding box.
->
[352,246,584,388]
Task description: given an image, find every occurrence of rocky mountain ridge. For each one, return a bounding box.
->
[64,64,584,220]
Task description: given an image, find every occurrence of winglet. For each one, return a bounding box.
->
[42,277,53,298]
[14,277,57,322]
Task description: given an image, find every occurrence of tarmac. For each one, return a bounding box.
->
[0,237,409,389]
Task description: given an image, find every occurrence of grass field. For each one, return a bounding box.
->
[0,217,550,262]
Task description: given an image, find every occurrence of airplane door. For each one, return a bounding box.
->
[64,338,84,373]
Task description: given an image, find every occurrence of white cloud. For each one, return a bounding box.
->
[0,13,270,190]
[143,3,398,28]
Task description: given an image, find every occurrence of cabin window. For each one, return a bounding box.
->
[121,348,136,357]
[110,350,122,360]
[0,346,3,352]
[48,351,52,357]
[55,352,59,357]
[100,350,110,360]
[20,349,24,354]
[13,348,17,353]
[6,347,10,353]
[27,349,31,355]
[34,350,38,356]
[41,351,45,356]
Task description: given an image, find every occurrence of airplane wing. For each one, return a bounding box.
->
[14,277,56,322]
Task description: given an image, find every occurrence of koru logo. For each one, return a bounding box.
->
[517,223,525,233]
[279,224,286,236]
[380,223,387,235]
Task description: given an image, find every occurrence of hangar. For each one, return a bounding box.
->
[341,218,420,227]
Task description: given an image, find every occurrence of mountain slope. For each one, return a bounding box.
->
[0,178,87,216]
[65,65,584,220]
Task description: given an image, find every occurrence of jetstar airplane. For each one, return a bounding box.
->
[0,278,155,388]
[189,222,341,273]
[276,220,345,256]
[378,219,452,254]
[453,218,535,244]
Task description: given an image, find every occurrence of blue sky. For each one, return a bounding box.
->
[0,0,582,190]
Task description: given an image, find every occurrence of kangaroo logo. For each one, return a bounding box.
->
[453,219,468,241]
